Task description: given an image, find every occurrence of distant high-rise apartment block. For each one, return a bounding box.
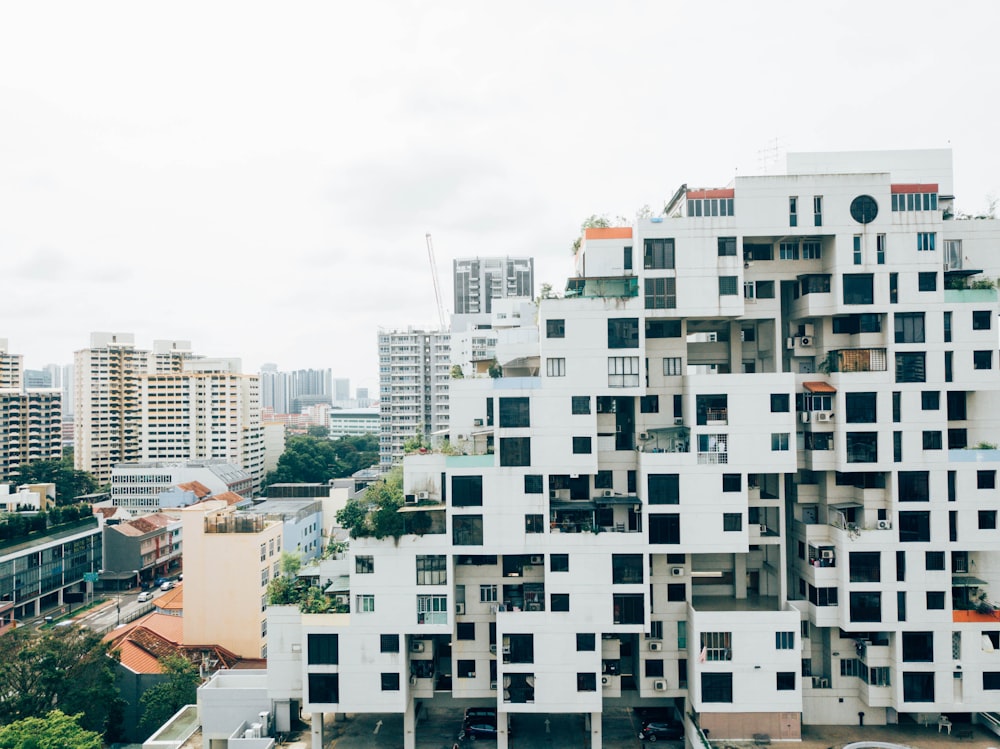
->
[333,377,350,402]
[260,369,291,413]
[377,327,450,468]
[291,368,332,399]
[453,256,534,314]
[0,339,62,482]
[43,363,73,417]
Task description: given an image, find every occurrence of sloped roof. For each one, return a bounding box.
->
[105,610,242,675]
[209,491,244,506]
[114,513,176,536]
[157,583,183,611]
[176,481,212,498]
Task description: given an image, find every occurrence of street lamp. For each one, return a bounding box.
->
[100,569,139,626]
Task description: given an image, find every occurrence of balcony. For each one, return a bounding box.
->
[565,276,639,299]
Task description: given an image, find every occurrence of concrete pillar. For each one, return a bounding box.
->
[730,320,744,373]
[735,553,748,600]
[311,711,323,749]
[497,710,509,749]
[403,699,416,749]
[590,710,603,749]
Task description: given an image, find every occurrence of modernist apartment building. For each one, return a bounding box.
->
[378,327,451,468]
[139,357,264,493]
[212,149,1000,749]
[453,256,535,314]
[0,339,63,482]
[329,408,380,438]
[110,460,253,511]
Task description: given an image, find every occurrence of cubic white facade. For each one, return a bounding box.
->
[262,151,1000,749]
[377,328,451,469]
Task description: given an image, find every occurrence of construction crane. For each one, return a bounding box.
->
[425,233,447,329]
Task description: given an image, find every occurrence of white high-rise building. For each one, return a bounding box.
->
[0,339,62,482]
[377,328,451,468]
[140,358,264,494]
[255,150,1000,749]
[260,368,291,414]
[453,256,535,314]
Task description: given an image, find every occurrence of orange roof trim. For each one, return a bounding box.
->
[584,227,633,240]
[687,188,735,200]
[890,183,938,194]
[803,381,836,393]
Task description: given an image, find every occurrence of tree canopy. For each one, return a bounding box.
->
[138,654,201,736]
[262,434,378,489]
[335,467,405,539]
[0,625,118,735]
[12,455,99,504]
[0,710,102,749]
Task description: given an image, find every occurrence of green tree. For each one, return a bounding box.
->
[0,626,118,734]
[262,434,378,490]
[335,467,405,539]
[280,550,302,576]
[138,655,201,736]
[13,456,99,505]
[571,214,612,254]
[306,425,329,438]
[0,710,102,749]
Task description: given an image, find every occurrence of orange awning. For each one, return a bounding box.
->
[803,381,836,393]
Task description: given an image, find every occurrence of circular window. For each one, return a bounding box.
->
[850,195,879,224]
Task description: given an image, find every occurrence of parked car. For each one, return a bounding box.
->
[464,708,497,724]
[137,591,153,603]
[459,723,498,741]
[160,581,173,591]
[638,720,684,741]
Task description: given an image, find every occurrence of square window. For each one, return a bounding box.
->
[524,514,544,533]
[926,591,945,610]
[546,319,565,338]
[380,634,400,653]
[644,238,675,269]
[640,395,659,413]
[667,583,686,602]
[648,474,680,504]
[456,660,476,678]
[974,350,993,370]
[922,431,942,450]
[979,510,998,530]
[381,672,400,691]
[571,396,591,414]
[356,555,374,574]
[701,672,733,703]
[644,278,677,310]
[577,672,597,692]
[308,633,339,664]
[645,659,665,677]
[456,623,475,640]
[775,631,795,649]
[718,236,737,256]
[663,357,683,376]
[551,593,570,612]
[776,672,796,691]
[921,391,940,410]
[551,554,569,572]
[577,633,596,651]
[979,470,996,489]
[608,318,640,349]
[499,397,530,427]
[546,357,566,377]
[918,272,937,292]
[595,470,613,489]
[925,551,945,570]
[722,473,741,492]
[524,474,543,494]
[723,513,742,532]
[572,436,592,454]
[770,393,790,412]
[719,276,739,296]
[973,310,992,330]
[771,432,790,451]
[500,437,531,467]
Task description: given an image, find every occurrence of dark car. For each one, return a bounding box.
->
[459,722,497,741]
[638,720,684,741]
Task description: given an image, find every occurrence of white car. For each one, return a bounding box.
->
[137,591,153,603]
[160,581,173,591]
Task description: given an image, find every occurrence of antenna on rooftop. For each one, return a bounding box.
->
[758,136,784,174]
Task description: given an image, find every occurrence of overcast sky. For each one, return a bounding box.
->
[2,1,998,394]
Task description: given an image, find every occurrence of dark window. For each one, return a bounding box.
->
[846,432,878,463]
[922,431,942,450]
[624,246,632,270]
[499,397,530,427]
[723,513,742,531]
[640,395,659,413]
[453,515,484,545]
[612,554,643,584]
[973,310,992,330]
[646,318,682,337]
[649,514,680,544]
[755,280,776,298]
[921,391,940,410]
[899,511,931,542]
[667,583,686,602]
[595,470,613,489]
[524,475,543,494]
[918,272,937,292]
[979,470,996,489]
[895,352,926,383]
[890,272,898,303]
[944,310,952,341]
[776,672,796,691]
[949,390,969,420]
[893,391,901,422]
[945,350,953,382]
[980,510,998,530]
[416,555,447,585]
[551,554,569,572]
[356,555,374,574]
[572,437,592,454]
[850,591,882,622]
[456,622,475,640]
[546,319,565,338]
[577,633,595,651]
[843,274,874,305]
[926,591,945,610]
[849,551,881,582]
[612,593,644,624]
[722,474,741,492]
[308,673,339,704]
[571,396,591,414]
[308,633,339,664]
[648,474,680,504]
[903,672,934,702]
[718,237,737,256]
[701,672,733,703]
[894,312,925,343]
[452,475,483,506]
[902,632,934,662]
[381,672,400,691]
[608,318,640,348]
[380,634,400,653]
[898,471,930,502]
[456,660,476,679]
[576,672,597,691]
[974,350,993,369]
[984,672,1000,690]
[551,593,570,612]
[645,659,665,677]
[644,238,675,269]
[719,276,739,295]
[949,428,968,449]
[525,514,544,533]
[770,394,790,412]
[644,278,677,310]
[845,392,877,423]
[500,438,531,466]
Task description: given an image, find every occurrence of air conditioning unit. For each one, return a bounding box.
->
[602,490,614,497]
[786,337,796,349]
[670,567,684,577]
[639,432,651,441]
[649,641,663,651]
[404,494,417,504]
[601,676,610,685]
[530,555,544,565]
[815,411,832,422]
[798,336,812,347]
[820,549,834,560]
[502,645,511,655]
[800,411,811,423]
[473,418,484,426]
[489,644,497,654]
[877,519,892,530]
[654,679,667,691]
[490,680,497,690]
[417,491,429,500]
[674,417,684,426]
[455,602,465,615]
[411,641,425,653]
